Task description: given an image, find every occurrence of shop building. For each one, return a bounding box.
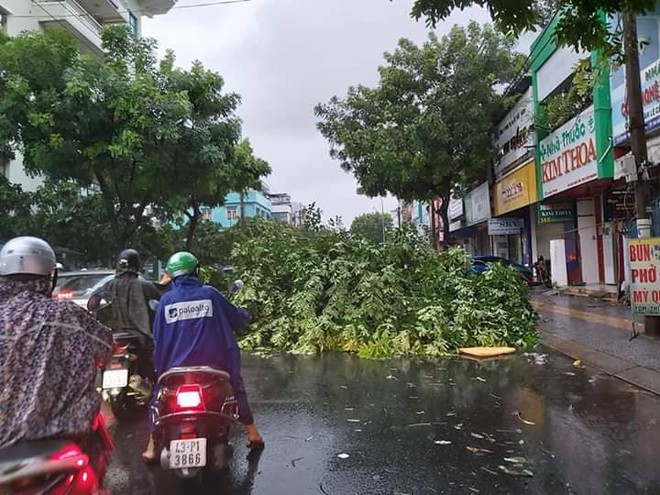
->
[451,182,492,255]
[609,8,660,285]
[531,14,615,286]
[492,161,537,266]
[490,79,537,267]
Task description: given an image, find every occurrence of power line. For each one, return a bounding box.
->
[9,0,250,19]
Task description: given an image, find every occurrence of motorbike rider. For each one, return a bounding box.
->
[142,251,264,462]
[87,248,169,378]
[0,237,114,474]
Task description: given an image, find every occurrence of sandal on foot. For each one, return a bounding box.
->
[247,439,265,451]
[142,453,158,465]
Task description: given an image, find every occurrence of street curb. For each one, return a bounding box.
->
[539,330,660,397]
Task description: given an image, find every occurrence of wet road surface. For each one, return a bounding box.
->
[105,350,660,494]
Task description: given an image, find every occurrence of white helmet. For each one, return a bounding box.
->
[0,236,57,277]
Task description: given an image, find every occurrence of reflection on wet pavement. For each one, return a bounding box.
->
[105,350,660,494]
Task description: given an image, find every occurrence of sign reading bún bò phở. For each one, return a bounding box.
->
[628,238,660,315]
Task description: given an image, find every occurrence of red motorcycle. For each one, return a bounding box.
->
[153,366,239,480]
[0,413,113,494]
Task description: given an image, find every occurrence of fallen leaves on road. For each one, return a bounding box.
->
[515,411,536,425]
[471,433,485,439]
[406,422,431,428]
[346,419,361,423]
[499,455,534,477]
[573,359,583,368]
[499,465,534,477]
[337,453,350,459]
[476,376,487,382]
[466,446,493,454]
[434,440,452,445]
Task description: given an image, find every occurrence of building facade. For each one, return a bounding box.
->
[442,11,660,287]
[207,189,272,229]
[268,192,304,226]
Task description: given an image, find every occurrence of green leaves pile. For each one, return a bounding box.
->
[228,220,538,358]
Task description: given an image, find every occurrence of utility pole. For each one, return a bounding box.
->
[380,197,386,244]
[623,11,659,336]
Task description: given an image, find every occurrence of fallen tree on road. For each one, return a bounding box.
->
[224,219,538,358]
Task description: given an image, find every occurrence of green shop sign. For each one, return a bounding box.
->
[538,203,574,225]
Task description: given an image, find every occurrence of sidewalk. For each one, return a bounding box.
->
[532,290,660,395]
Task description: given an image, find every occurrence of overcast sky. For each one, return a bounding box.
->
[143,0,492,224]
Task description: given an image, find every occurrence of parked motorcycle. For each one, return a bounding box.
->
[0,413,113,495]
[90,291,154,422]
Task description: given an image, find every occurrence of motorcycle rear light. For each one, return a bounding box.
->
[176,385,203,409]
[180,433,198,440]
[54,291,73,300]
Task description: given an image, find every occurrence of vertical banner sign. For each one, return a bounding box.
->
[628,238,660,315]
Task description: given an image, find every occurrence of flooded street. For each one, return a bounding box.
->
[105,350,660,494]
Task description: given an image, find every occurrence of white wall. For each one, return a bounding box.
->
[537,45,588,102]
[535,222,565,260]
[577,199,599,284]
[6,153,43,192]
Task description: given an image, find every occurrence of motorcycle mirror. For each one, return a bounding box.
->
[229,279,244,294]
[94,289,113,311]
[148,299,160,312]
[96,298,112,311]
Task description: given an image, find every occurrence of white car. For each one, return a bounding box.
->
[53,270,145,309]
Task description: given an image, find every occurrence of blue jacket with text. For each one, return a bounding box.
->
[152,275,249,379]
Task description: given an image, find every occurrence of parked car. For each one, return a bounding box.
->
[53,270,145,308]
[471,256,533,284]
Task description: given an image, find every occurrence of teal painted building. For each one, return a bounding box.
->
[206,189,272,229]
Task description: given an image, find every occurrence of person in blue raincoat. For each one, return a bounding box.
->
[142,251,264,462]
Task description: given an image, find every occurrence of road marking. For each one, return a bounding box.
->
[532,300,634,332]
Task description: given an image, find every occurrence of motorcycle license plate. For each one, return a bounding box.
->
[169,438,207,469]
[102,369,129,389]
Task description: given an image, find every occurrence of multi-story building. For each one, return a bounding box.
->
[0,0,176,190]
[452,10,660,288]
[206,186,272,229]
[267,192,304,226]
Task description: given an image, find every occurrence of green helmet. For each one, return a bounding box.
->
[166,251,199,278]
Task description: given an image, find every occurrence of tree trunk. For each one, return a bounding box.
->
[239,191,246,228]
[623,12,660,336]
[185,196,201,251]
[439,196,450,251]
[429,200,437,249]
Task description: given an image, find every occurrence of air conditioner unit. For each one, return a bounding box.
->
[614,154,637,182]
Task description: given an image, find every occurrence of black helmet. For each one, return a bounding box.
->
[117,249,141,273]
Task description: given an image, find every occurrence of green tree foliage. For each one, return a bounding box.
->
[409,0,657,56]
[0,175,31,239]
[228,220,538,357]
[0,27,264,250]
[316,23,521,245]
[350,212,393,244]
[27,181,113,264]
